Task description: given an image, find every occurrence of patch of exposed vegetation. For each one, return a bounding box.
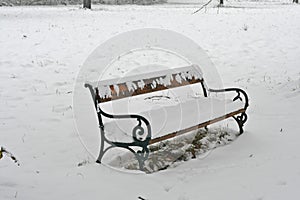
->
[117,128,238,173]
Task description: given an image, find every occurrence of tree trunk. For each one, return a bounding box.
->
[83,0,91,9]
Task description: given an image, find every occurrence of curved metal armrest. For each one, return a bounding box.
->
[85,83,152,140]
[84,83,96,101]
[209,88,249,110]
[100,110,152,142]
[100,110,151,127]
[85,83,151,170]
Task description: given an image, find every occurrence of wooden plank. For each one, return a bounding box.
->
[98,75,203,102]
[149,108,246,145]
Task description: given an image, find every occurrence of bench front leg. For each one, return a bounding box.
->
[98,111,152,171]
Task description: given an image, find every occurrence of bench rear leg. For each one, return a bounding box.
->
[96,126,106,164]
[233,112,248,135]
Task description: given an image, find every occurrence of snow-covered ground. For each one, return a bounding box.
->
[1,3,300,200]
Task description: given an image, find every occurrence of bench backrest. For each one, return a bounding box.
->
[90,65,207,103]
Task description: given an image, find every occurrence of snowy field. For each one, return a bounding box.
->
[1,3,300,200]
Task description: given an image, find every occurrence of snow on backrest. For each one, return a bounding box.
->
[92,64,205,103]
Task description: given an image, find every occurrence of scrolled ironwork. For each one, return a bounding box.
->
[233,90,242,102]
[237,112,247,124]
[132,119,149,142]
[136,147,150,169]
[233,112,248,135]
[208,88,249,110]
[84,84,152,171]
[208,87,249,134]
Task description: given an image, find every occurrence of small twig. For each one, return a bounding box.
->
[144,95,170,101]
[22,134,26,143]
[192,0,214,14]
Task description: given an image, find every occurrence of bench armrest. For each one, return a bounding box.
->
[100,110,152,143]
[209,88,249,110]
[85,82,152,142]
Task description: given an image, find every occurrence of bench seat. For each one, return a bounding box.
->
[101,93,244,143]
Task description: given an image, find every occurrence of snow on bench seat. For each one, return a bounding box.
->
[100,92,244,143]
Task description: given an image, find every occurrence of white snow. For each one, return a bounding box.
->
[91,64,203,98]
[102,91,244,142]
[0,3,300,200]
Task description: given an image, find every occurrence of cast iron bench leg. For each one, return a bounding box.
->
[233,112,248,135]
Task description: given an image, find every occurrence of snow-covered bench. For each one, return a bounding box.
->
[84,64,249,170]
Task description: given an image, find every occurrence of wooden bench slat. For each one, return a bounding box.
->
[99,76,203,102]
[149,108,246,145]
[90,65,204,103]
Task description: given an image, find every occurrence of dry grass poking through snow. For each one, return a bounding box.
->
[118,128,238,173]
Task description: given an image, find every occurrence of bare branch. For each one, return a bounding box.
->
[192,0,214,14]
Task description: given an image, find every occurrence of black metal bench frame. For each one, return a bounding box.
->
[85,66,249,171]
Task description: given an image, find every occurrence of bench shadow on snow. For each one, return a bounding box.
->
[107,127,239,173]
